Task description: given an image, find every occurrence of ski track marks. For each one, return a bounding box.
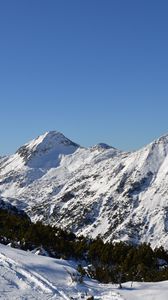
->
[0,252,70,299]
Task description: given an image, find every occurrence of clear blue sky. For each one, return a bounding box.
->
[0,0,168,155]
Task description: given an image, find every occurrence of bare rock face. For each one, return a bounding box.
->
[1,131,168,249]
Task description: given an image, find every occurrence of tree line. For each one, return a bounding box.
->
[0,207,168,283]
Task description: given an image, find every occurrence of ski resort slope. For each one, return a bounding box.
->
[0,244,168,300]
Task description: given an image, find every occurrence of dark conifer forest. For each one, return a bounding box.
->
[0,207,168,284]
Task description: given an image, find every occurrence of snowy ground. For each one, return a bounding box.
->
[0,243,167,300]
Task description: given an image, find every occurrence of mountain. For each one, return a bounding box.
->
[1,131,168,248]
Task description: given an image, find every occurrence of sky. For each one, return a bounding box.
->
[0,0,168,155]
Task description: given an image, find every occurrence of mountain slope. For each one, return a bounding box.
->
[0,243,124,299]
[0,243,168,300]
[1,131,168,248]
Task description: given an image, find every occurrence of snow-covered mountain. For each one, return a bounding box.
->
[1,131,168,248]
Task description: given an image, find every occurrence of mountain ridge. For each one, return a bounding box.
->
[1,131,168,248]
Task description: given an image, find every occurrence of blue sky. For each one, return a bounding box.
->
[0,0,168,154]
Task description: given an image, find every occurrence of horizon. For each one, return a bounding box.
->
[1,129,168,156]
[1,0,168,155]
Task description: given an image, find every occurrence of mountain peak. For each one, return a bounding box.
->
[25,131,79,151]
[97,143,114,149]
[16,131,79,168]
[91,143,112,150]
[144,133,168,156]
[154,133,168,144]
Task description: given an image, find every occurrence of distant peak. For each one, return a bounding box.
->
[155,133,168,144]
[19,130,80,152]
[146,133,168,150]
[91,143,117,151]
[97,143,113,149]
[32,130,76,143]
[16,130,80,166]
[41,130,68,139]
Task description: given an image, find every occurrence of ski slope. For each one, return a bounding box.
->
[0,244,168,299]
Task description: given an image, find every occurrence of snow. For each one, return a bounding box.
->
[0,243,121,299]
[23,131,79,153]
[17,131,79,169]
[1,131,168,248]
[0,243,167,299]
[119,281,168,300]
